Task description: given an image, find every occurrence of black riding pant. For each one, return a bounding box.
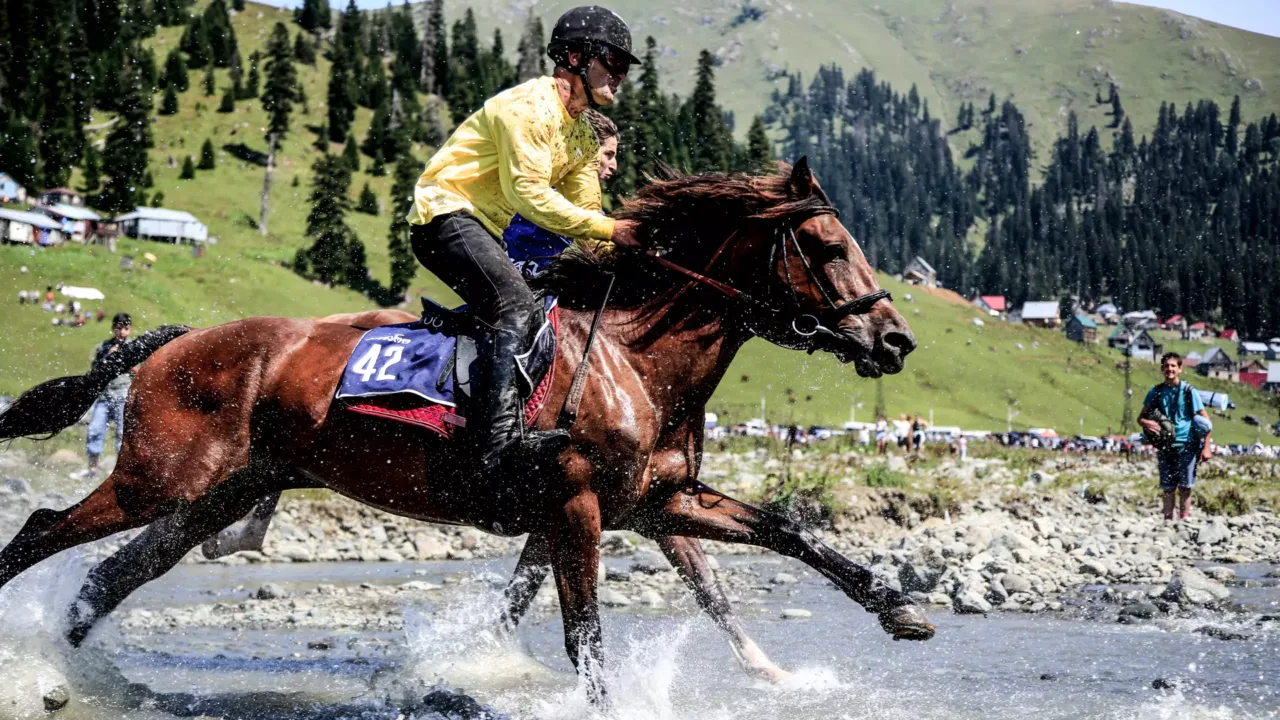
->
[411,212,536,333]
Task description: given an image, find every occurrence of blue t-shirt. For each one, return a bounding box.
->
[1143,381,1204,445]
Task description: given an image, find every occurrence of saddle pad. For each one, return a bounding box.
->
[339,298,559,438]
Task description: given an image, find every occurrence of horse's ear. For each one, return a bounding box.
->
[788,156,814,199]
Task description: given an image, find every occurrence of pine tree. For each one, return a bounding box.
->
[163,48,189,92]
[203,65,216,95]
[294,31,317,65]
[446,9,482,122]
[357,181,379,213]
[203,0,239,68]
[420,0,448,96]
[515,10,546,82]
[160,85,180,115]
[387,150,419,298]
[1227,94,1241,156]
[262,23,298,140]
[99,48,154,212]
[37,21,85,189]
[199,137,217,169]
[180,14,212,68]
[180,155,196,179]
[746,115,773,171]
[219,88,235,112]
[297,153,357,285]
[1110,88,1124,128]
[298,0,331,32]
[81,145,102,193]
[342,137,360,171]
[687,50,732,173]
[244,50,261,98]
[232,0,245,11]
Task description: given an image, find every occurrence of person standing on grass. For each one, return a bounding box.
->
[76,313,133,479]
[875,416,889,455]
[1139,352,1213,521]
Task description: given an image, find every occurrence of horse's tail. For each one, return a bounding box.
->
[0,324,191,440]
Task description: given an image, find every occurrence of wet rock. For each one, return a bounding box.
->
[46,449,83,466]
[953,586,993,614]
[274,542,314,563]
[420,688,508,719]
[598,588,632,607]
[1032,518,1056,537]
[639,589,666,609]
[1201,566,1235,581]
[1118,601,1157,619]
[1267,569,1280,579]
[42,683,70,712]
[376,549,405,563]
[1161,567,1231,606]
[1195,519,1232,546]
[413,533,450,560]
[899,562,943,593]
[770,572,799,585]
[1080,559,1110,577]
[599,533,637,555]
[1194,625,1251,641]
[307,639,334,650]
[781,608,812,619]
[1152,677,1184,690]
[1001,574,1032,594]
[629,549,672,574]
[255,583,288,600]
[1,477,33,497]
[605,567,632,583]
[1039,673,1057,681]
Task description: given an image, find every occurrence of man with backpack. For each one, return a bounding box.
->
[1139,352,1213,520]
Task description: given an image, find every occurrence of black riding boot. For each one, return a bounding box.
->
[471,322,569,471]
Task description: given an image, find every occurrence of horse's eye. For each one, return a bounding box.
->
[822,244,848,262]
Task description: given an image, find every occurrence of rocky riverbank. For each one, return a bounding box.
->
[2,447,1278,631]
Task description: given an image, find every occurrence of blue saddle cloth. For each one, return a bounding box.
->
[336,296,557,408]
[504,214,572,280]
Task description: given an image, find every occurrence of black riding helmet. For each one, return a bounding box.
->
[547,6,640,77]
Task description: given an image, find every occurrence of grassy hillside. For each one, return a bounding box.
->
[710,276,1280,445]
[2,1,1276,449]
[458,0,1280,153]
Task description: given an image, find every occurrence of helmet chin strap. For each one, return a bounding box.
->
[572,56,604,110]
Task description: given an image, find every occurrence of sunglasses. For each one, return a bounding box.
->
[593,47,631,78]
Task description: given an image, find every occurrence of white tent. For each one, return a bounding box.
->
[60,286,105,301]
[115,207,209,243]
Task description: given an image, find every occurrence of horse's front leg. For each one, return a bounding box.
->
[548,492,606,703]
[632,486,935,641]
[499,534,552,634]
[657,536,792,683]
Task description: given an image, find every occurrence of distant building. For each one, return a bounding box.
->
[1265,362,1280,393]
[1019,301,1062,328]
[116,207,209,244]
[1095,302,1120,323]
[1240,358,1269,389]
[973,295,1006,317]
[1198,347,1239,382]
[1220,329,1238,342]
[1184,351,1202,368]
[1239,341,1269,357]
[1267,339,1280,361]
[1109,327,1162,361]
[902,256,937,287]
[1163,315,1187,332]
[0,172,26,203]
[0,207,65,245]
[35,203,102,243]
[1182,321,1207,340]
[1064,313,1099,343]
[38,187,85,207]
[1121,310,1159,330]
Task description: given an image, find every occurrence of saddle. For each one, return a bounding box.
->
[338,297,559,438]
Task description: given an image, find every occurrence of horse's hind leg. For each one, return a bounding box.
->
[657,536,792,683]
[0,470,159,590]
[631,486,936,642]
[66,468,275,647]
[200,492,281,560]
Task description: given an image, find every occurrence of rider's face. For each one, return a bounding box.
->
[597,136,618,181]
[581,54,626,106]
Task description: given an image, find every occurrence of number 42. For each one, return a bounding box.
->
[353,343,404,382]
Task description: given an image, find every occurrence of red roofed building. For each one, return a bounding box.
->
[1220,329,1238,341]
[974,295,1006,317]
[1183,321,1207,340]
[1163,315,1186,332]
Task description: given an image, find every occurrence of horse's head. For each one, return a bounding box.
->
[748,158,915,377]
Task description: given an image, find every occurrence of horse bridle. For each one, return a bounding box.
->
[647,205,892,351]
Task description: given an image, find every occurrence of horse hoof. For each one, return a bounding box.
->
[879,604,936,641]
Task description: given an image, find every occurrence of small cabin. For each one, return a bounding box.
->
[1064,314,1099,344]
[902,256,937,287]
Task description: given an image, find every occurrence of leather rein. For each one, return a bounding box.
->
[646,206,892,352]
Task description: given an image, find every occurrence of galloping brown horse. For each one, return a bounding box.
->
[0,160,933,699]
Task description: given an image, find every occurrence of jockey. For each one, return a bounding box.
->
[408,6,641,471]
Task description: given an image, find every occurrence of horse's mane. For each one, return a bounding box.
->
[531,164,831,309]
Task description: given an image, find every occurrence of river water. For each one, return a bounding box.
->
[1,553,1277,720]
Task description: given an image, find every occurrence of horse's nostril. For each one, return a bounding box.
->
[883,331,916,358]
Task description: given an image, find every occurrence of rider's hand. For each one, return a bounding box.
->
[610,219,642,248]
[1138,418,1161,434]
